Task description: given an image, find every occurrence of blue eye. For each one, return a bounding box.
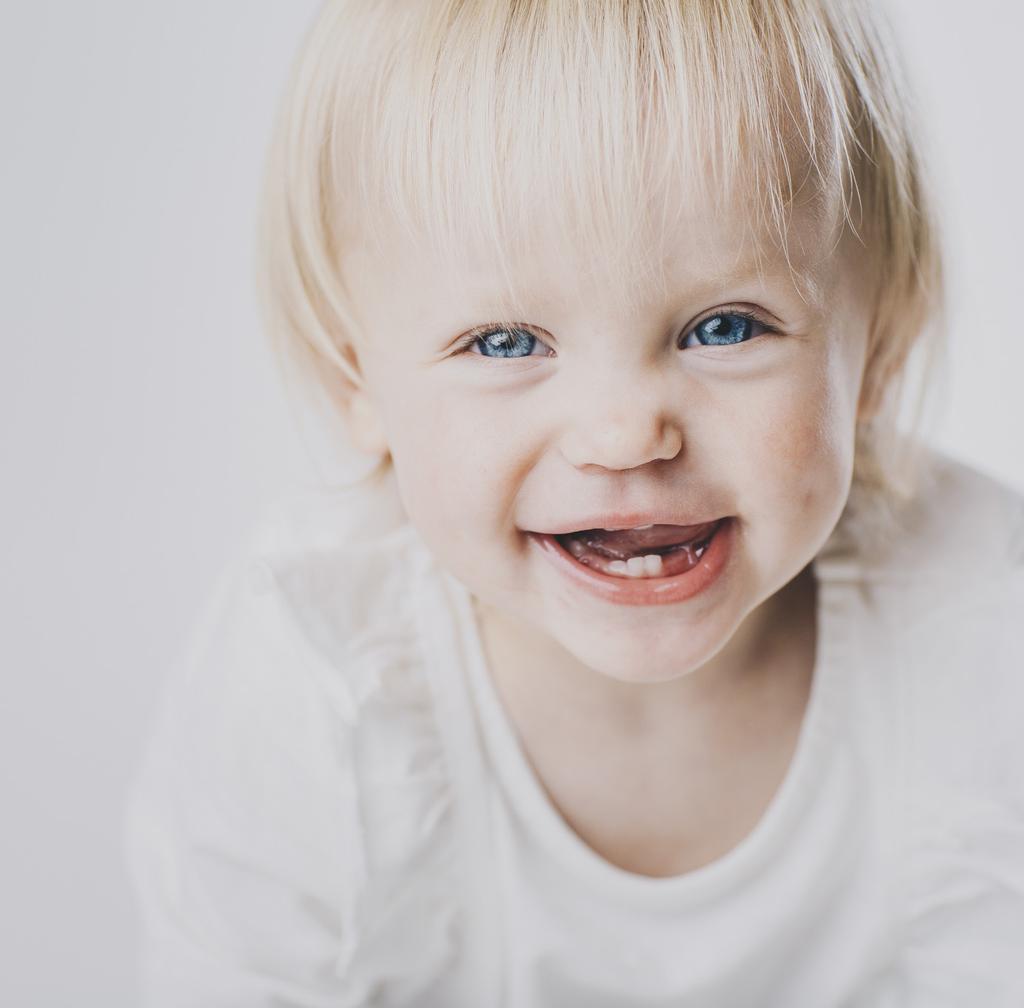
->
[469,327,548,358]
[682,312,763,348]
[462,312,770,358]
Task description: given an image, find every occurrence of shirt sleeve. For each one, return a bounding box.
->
[851,566,1024,1007]
[123,554,376,1007]
[895,798,1024,1006]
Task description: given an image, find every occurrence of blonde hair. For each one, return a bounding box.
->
[256,0,944,542]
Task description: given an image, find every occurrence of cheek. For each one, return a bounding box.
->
[375,382,519,547]
[717,360,857,525]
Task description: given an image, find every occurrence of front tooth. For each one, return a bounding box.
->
[608,555,664,578]
[626,556,646,576]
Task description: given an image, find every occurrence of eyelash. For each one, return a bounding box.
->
[456,308,779,359]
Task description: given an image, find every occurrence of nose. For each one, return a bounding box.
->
[558,377,684,472]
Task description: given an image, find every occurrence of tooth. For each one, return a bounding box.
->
[635,524,654,530]
[608,556,665,578]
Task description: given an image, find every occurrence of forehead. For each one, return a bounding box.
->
[340,178,840,341]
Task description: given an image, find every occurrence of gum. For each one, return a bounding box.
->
[560,533,709,579]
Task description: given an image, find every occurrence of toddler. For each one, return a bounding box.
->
[125,1,1024,1005]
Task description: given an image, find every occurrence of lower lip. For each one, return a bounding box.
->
[527,518,735,607]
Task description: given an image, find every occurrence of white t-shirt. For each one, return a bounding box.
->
[124,451,1024,1007]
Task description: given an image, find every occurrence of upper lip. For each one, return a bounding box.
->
[527,513,725,535]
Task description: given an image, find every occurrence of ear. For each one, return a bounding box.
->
[856,364,886,422]
[346,386,390,456]
[331,341,390,457]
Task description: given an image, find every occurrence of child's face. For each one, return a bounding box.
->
[341,193,871,682]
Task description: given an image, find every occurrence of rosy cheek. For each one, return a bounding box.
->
[789,398,854,521]
[736,379,849,517]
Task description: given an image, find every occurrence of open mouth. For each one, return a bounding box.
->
[527,518,734,606]
[554,521,721,580]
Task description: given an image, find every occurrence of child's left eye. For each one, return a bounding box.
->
[680,312,769,348]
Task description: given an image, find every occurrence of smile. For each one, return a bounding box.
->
[526,518,735,606]
[557,521,719,578]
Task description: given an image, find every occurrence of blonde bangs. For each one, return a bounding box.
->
[330,0,861,308]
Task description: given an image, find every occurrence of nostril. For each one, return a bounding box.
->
[560,416,683,472]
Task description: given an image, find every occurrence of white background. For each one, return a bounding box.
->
[1,3,1021,1004]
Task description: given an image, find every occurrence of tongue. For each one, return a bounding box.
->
[569,522,717,560]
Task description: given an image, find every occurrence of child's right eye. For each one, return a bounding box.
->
[462,326,554,359]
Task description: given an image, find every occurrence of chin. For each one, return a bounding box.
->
[559,625,725,685]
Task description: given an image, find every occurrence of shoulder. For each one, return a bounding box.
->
[163,463,420,707]
[234,464,435,700]
[180,464,447,811]
[829,457,1024,999]
[875,450,1024,671]
[821,450,1023,689]
[838,451,1024,767]
[895,450,1024,572]
[888,579,1024,1002]
[821,450,1024,872]
[838,448,1024,586]
[820,449,1024,651]
[125,467,461,1000]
